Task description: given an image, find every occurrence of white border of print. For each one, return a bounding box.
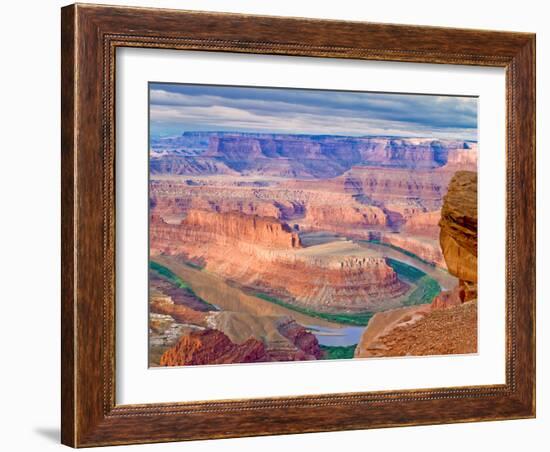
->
[116,47,506,405]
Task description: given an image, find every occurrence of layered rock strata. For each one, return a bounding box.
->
[160,330,269,366]
[380,233,446,268]
[402,210,442,237]
[439,171,478,284]
[151,132,477,178]
[353,301,477,358]
[355,170,478,358]
[150,210,407,311]
[206,311,322,361]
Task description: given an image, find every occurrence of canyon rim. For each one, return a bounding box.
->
[148,83,479,367]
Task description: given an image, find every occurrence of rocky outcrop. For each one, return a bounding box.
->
[439,171,478,284]
[430,285,464,310]
[277,317,322,359]
[159,329,269,366]
[150,209,301,254]
[302,203,386,231]
[355,170,478,358]
[149,263,323,365]
[149,288,208,327]
[381,233,446,268]
[354,301,477,358]
[158,317,322,366]
[402,210,441,237]
[151,211,408,311]
[151,132,477,178]
[183,209,302,248]
[326,165,459,219]
[206,311,322,361]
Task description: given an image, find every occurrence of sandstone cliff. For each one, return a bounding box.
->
[151,132,477,178]
[353,301,477,358]
[339,166,455,209]
[184,209,302,249]
[381,232,446,268]
[160,330,269,366]
[150,210,407,311]
[149,287,208,327]
[206,311,322,361]
[302,203,387,232]
[439,171,478,284]
[402,210,441,237]
[354,170,478,358]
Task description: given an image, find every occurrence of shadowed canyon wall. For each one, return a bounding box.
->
[354,171,478,358]
[151,132,477,178]
[151,210,407,311]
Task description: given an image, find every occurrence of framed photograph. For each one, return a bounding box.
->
[61,3,536,447]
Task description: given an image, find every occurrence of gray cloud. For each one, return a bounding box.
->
[149,83,478,140]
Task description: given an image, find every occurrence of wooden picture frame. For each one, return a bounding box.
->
[61,3,535,447]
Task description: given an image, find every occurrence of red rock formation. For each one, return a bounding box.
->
[402,210,441,237]
[355,170,479,359]
[151,211,407,311]
[277,317,322,359]
[205,311,322,361]
[430,285,464,310]
[151,133,477,178]
[151,209,301,255]
[184,209,301,249]
[160,329,268,366]
[381,233,446,268]
[439,171,478,284]
[303,203,387,231]
[150,290,208,327]
[354,301,477,358]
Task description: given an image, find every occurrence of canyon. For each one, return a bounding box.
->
[148,132,478,366]
[151,209,407,311]
[354,171,478,358]
[151,132,477,178]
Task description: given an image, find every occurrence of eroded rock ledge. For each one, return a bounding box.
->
[439,171,478,283]
[151,209,407,311]
[355,171,478,358]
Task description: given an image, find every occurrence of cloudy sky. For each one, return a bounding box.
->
[149,83,478,141]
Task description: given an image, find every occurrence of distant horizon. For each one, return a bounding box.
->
[150,129,478,143]
[149,83,478,141]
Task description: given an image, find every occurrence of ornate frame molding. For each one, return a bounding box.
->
[62,4,535,447]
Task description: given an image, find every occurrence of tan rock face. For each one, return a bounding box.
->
[439,171,478,284]
[444,147,478,170]
[184,209,302,249]
[151,133,477,178]
[151,210,407,311]
[355,170,479,359]
[207,311,322,360]
[430,285,464,310]
[149,292,208,327]
[160,330,268,366]
[381,233,446,268]
[303,203,386,231]
[336,166,457,211]
[354,301,477,358]
[402,210,441,237]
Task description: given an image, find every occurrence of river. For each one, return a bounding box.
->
[153,236,455,348]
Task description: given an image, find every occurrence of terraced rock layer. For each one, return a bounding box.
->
[355,170,478,358]
[150,210,407,311]
[151,132,477,178]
